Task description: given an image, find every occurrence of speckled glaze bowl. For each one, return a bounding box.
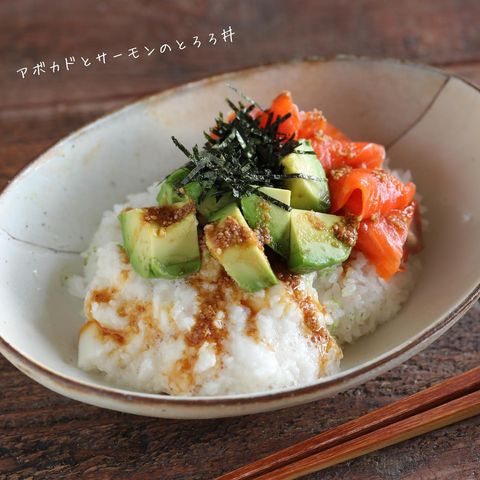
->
[1,57,479,419]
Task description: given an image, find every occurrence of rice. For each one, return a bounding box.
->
[314,252,420,344]
[69,186,342,396]
[70,165,422,395]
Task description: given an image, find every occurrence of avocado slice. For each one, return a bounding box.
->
[119,202,201,279]
[157,167,232,222]
[157,166,202,205]
[205,204,278,292]
[197,188,234,220]
[280,140,330,212]
[240,187,291,258]
[288,209,354,273]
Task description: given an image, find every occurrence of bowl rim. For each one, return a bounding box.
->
[1,55,480,409]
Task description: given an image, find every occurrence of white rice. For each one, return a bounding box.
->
[70,166,422,395]
[314,252,420,344]
[69,186,341,396]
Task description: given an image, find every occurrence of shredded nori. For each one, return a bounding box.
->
[170,90,319,211]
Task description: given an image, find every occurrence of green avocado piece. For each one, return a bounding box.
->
[240,187,291,258]
[119,203,201,279]
[157,166,202,205]
[280,140,330,212]
[205,204,278,292]
[288,209,353,273]
[157,167,231,222]
[197,188,234,220]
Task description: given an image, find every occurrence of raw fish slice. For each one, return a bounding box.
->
[323,121,350,142]
[259,91,301,139]
[329,141,385,170]
[310,138,385,172]
[355,202,416,280]
[329,167,416,219]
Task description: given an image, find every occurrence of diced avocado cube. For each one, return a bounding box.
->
[280,140,330,212]
[157,166,202,205]
[288,209,353,273]
[197,188,234,220]
[240,187,291,258]
[157,168,230,222]
[205,204,278,292]
[119,202,201,279]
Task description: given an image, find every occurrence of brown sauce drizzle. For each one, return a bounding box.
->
[91,287,117,304]
[276,268,329,346]
[85,285,154,347]
[205,216,254,253]
[333,213,359,247]
[241,298,262,342]
[80,320,126,345]
[254,226,272,246]
[170,256,233,390]
[172,242,273,389]
[253,199,273,246]
[120,269,130,282]
[143,201,196,228]
[306,211,327,231]
[340,253,356,280]
[186,265,232,352]
[257,199,272,227]
[118,245,129,264]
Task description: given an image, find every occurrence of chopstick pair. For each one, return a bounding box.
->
[217,366,480,480]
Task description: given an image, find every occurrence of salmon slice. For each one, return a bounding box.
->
[298,110,327,138]
[329,168,416,219]
[323,121,350,142]
[310,138,385,173]
[310,136,334,171]
[329,141,385,170]
[355,202,416,280]
[298,110,351,142]
[260,93,351,146]
[259,91,301,139]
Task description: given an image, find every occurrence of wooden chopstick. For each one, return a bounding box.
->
[256,389,480,479]
[217,366,480,480]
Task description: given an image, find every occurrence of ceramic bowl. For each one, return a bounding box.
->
[1,57,479,419]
